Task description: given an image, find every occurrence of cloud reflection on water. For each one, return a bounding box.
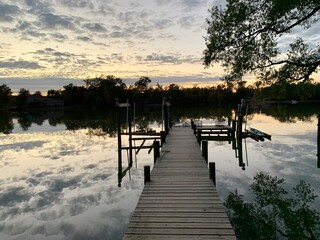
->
[0,107,319,239]
[0,129,146,240]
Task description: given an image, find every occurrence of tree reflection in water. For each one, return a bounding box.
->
[225,172,320,240]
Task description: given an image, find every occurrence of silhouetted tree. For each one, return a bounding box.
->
[134,76,151,92]
[204,0,320,84]
[84,75,127,106]
[16,88,30,108]
[0,84,12,110]
[61,84,87,106]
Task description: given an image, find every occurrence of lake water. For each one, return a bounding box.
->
[0,103,319,240]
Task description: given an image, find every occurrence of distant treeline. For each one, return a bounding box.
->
[1,76,320,110]
[1,101,319,135]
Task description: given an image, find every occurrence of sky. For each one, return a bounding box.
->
[0,0,226,93]
[0,0,319,94]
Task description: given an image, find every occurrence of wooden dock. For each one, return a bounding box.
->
[123,126,236,240]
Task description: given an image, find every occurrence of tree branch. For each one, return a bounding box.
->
[248,6,320,38]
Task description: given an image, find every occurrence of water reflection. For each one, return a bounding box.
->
[0,103,319,239]
[0,112,14,134]
[225,172,320,240]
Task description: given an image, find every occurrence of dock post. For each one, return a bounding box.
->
[153,140,160,163]
[232,120,236,138]
[237,115,243,138]
[209,162,216,185]
[144,165,151,184]
[197,129,201,145]
[202,141,208,163]
[163,100,170,135]
[160,131,166,146]
[116,99,123,187]
[193,124,197,135]
[191,119,194,129]
[128,101,133,167]
[317,113,319,168]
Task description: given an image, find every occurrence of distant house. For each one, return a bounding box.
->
[27,94,64,107]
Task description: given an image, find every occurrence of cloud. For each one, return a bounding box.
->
[0,187,31,207]
[82,22,107,32]
[2,24,47,40]
[77,35,91,42]
[155,0,211,11]
[59,0,94,9]
[15,20,31,30]
[49,32,68,42]
[37,13,77,30]
[33,48,80,65]
[137,52,200,65]
[178,15,200,29]
[0,3,20,22]
[24,0,53,15]
[0,60,44,69]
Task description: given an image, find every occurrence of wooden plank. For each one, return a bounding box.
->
[125,228,235,235]
[123,127,236,240]
[128,222,234,229]
[130,217,231,223]
[134,208,227,213]
[131,212,229,218]
[124,235,237,240]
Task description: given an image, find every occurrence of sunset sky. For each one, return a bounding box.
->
[0,0,319,93]
[0,0,224,93]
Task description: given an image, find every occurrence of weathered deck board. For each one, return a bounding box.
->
[123,127,236,240]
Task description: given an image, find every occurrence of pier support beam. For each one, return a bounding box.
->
[202,141,208,163]
[160,131,166,146]
[153,140,160,163]
[193,124,197,135]
[317,113,320,168]
[209,162,216,185]
[144,165,151,184]
[197,130,201,145]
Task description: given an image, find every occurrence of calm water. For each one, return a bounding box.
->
[0,104,319,240]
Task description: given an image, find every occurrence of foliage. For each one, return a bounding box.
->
[84,75,127,106]
[0,84,12,110]
[225,172,320,239]
[134,76,151,92]
[204,0,320,83]
[3,76,320,110]
[16,88,30,108]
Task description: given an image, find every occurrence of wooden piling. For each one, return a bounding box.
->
[160,131,166,146]
[209,162,216,185]
[237,115,243,138]
[202,140,208,163]
[197,129,201,145]
[116,101,122,187]
[317,113,320,168]
[144,165,151,184]
[191,119,194,129]
[153,140,160,163]
[128,102,133,167]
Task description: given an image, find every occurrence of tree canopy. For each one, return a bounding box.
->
[134,76,151,92]
[203,0,320,84]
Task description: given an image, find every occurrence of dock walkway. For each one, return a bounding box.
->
[123,126,236,240]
